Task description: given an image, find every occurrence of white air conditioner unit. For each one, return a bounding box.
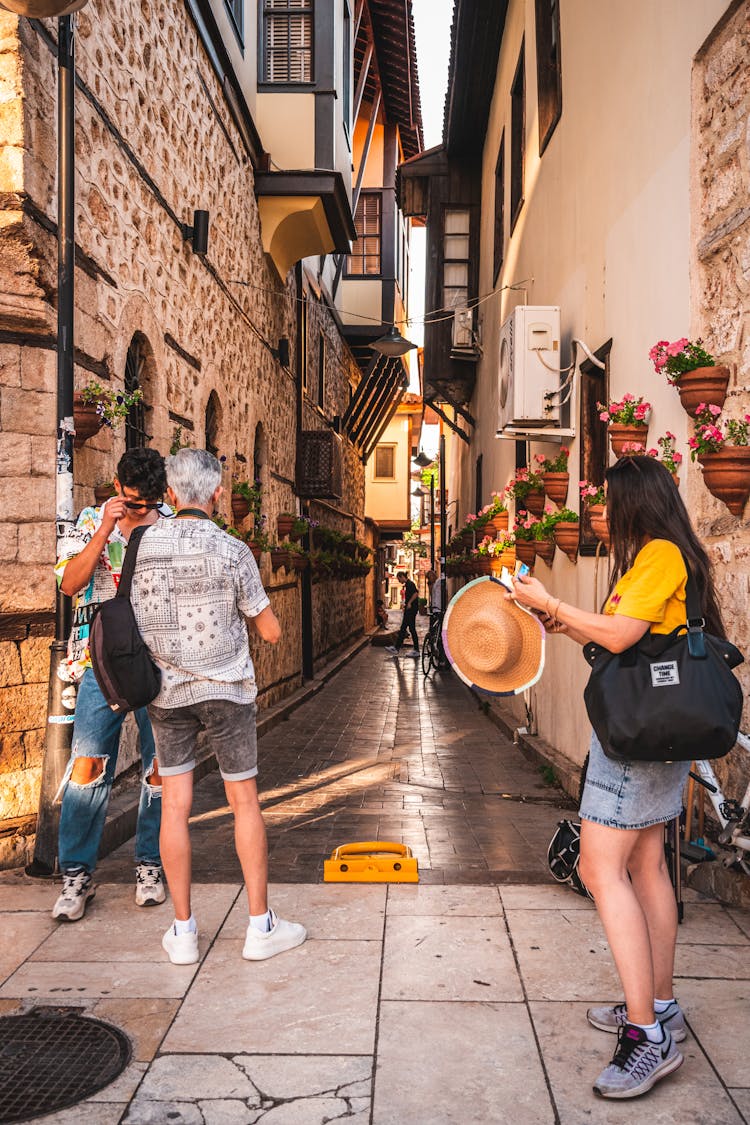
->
[452,307,474,350]
[497,306,561,430]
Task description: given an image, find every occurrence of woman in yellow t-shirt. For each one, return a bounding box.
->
[511,455,726,1100]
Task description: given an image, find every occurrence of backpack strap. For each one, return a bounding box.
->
[116,524,149,601]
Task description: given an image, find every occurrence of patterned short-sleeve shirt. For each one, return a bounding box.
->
[130,519,270,708]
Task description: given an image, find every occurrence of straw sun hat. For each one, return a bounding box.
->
[442,576,545,696]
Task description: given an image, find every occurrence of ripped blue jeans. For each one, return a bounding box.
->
[57,668,162,875]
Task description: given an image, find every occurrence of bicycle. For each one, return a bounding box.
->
[688,732,750,877]
[422,611,448,676]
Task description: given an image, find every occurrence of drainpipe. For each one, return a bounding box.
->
[296,263,314,681]
[27,15,77,877]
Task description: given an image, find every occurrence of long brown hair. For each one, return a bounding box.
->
[604,455,725,637]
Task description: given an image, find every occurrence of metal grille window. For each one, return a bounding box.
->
[263,0,314,83]
[374,443,396,480]
[442,208,470,310]
[347,192,381,275]
[125,335,148,450]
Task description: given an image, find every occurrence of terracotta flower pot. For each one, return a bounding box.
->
[231,495,251,522]
[608,423,649,457]
[488,511,510,534]
[277,515,295,540]
[270,549,290,571]
[698,447,750,517]
[247,543,263,563]
[523,488,546,517]
[534,539,556,566]
[676,365,730,417]
[477,557,493,575]
[542,471,569,508]
[73,393,104,450]
[553,521,580,562]
[515,540,536,567]
[588,503,610,550]
[290,553,309,572]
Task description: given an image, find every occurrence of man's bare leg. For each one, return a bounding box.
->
[160,771,194,921]
[223,777,268,916]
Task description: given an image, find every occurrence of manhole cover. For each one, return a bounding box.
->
[0,1007,131,1122]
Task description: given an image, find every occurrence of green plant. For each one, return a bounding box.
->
[535,446,570,473]
[246,529,271,551]
[169,425,193,455]
[579,480,606,507]
[653,432,684,474]
[79,378,143,427]
[650,337,715,384]
[597,395,651,425]
[539,764,557,786]
[513,512,539,540]
[550,507,579,523]
[688,410,750,460]
[506,467,543,501]
[232,478,260,502]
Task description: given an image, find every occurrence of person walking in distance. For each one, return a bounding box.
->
[52,448,168,922]
[129,449,306,965]
[385,571,420,658]
[511,455,728,1099]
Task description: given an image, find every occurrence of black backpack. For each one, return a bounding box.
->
[89,524,161,713]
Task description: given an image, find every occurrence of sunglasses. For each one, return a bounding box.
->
[122,499,162,510]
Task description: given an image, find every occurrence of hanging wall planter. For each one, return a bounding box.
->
[552,522,580,562]
[677,365,730,417]
[534,539,556,566]
[697,447,750,517]
[588,504,610,550]
[488,510,510,535]
[524,488,546,517]
[515,540,536,567]
[542,471,569,508]
[608,423,649,457]
[277,514,295,540]
[73,393,104,450]
[231,495,251,522]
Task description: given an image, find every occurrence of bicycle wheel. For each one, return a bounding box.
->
[421,632,435,676]
[435,635,449,670]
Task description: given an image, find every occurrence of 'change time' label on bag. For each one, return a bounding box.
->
[650,660,680,687]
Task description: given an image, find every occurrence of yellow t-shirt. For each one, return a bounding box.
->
[604,539,687,635]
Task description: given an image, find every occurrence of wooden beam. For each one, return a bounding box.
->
[425,397,470,444]
[435,388,476,428]
[352,39,374,126]
[332,88,381,299]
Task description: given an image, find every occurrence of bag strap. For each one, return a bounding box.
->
[116,524,149,601]
[680,550,707,659]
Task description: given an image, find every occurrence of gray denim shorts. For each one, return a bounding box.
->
[148,699,258,782]
[579,731,690,830]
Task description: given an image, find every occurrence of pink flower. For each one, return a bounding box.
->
[599,411,610,422]
[622,392,635,403]
[708,404,722,417]
[665,431,675,441]
[647,448,659,457]
[666,338,688,356]
[673,451,683,464]
[688,437,699,450]
[534,454,546,464]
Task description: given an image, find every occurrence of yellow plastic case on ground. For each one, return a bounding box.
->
[324,841,419,883]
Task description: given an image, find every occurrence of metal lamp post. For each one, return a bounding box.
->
[26,7,89,875]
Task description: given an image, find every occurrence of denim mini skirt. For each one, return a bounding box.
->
[579,731,690,831]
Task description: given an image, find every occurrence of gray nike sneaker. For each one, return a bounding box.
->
[593,1023,683,1099]
[587,1000,687,1042]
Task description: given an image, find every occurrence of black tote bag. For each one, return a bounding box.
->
[583,555,744,763]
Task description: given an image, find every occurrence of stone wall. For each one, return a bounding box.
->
[0,2,367,852]
[692,0,750,800]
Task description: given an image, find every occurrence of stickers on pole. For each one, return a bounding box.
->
[324,841,419,883]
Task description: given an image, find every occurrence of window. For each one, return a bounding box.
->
[124,334,149,450]
[510,42,525,230]
[262,0,313,84]
[535,0,562,155]
[317,331,326,410]
[225,0,244,43]
[374,444,396,480]
[475,454,483,516]
[347,192,381,275]
[442,208,470,309]
[205,391,221,457]
[493,134,505,284]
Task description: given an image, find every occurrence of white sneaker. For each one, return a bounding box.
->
[52,870,96,922]
[162,923,199,965]
[405,649,420,658]
[384,645,399,656]
[135,863,166,907]
[242,909,307,961]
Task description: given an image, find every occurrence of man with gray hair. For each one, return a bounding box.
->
[130,448,306,965]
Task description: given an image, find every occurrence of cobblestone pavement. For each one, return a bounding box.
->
[98,636,576,886]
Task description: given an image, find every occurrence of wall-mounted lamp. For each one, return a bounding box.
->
[181,209,209,255]
[270,337,290,367]
[371,326,417,357]
[413,451,433,468]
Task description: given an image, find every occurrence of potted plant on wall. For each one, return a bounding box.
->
[74,379,143,449]
[598,395,651,456]
[580,480,609,549]
[536,446,570,507]
[652,432,683,484]
[531,509,557,566]
[231,477,260,524]
[506,467,545,516]
[550,508,580,562]
[513,511,538,566]
[650,337,729,416]
[479,491,510,535]
[689,407,750,516]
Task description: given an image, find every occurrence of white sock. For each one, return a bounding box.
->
[173,915,196,935]
[654,998,675,1012]
[631,1020,663,1043]
[249,910,273,933]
